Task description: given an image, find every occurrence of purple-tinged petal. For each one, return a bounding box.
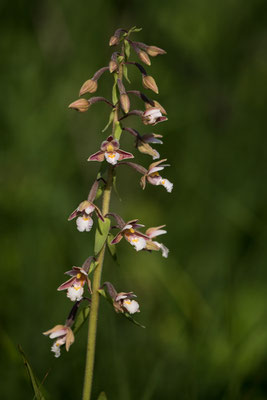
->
[57,277,76,291]
[111,232,124,244]
[88,151,105,162]
[68,209,79,221]
[117,150,134,161]
[94,204,104,221]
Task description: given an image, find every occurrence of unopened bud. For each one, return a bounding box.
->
[146,46,167,57]
[68,99,90,112]
[145,100,167,115]
[138,50,151,66]
[109,35,120,46]
[142,75,159,94]
[79,79,97,96]
[109,60,117,73]
[120,93,130,114]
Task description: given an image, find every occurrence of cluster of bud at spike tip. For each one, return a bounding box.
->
[43,27,173,358]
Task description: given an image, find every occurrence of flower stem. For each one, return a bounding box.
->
[82,165,113,400]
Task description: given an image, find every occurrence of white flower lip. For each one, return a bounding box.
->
[105,151,120,165]
[123,299,140,314]
[161,179,173,193]
[76,216,93,232]
[67,286,84,301]
[129,236,147,251]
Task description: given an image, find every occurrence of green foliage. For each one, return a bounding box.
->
[94,218,111,255]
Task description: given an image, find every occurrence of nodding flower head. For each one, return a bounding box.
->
[142,108,167,126]
[140,159,173,193]
[136,133,163,160]
[114,292,140,314]
[68,200,104,232]
[88,136,134,165]
[145,225,169,258]
[111,219,149,252]
[57,266,91,302]
[43,325,74,358]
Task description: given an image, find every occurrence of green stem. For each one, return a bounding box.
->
[82,165,113,400]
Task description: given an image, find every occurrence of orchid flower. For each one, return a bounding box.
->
[57,266,91,302]
[145,225,169,258]
[142,107,167,126]
[68,200,104,232]
[88,136,133,165]
[111,219,149,251]
[43,325,74,358]
[140,159,173,193]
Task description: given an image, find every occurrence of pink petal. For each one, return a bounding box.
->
[57,277,76,291]
[88,151,105,162]
[118,150,134,161]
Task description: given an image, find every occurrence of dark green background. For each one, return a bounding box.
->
[1,0,267,399]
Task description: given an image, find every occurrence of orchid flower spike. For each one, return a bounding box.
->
[68,200,104,232]
[57,266,91,301]
[145,225,169,258]
[111,219,149,251]
[140,159,173,193]
[88,136,134,165]
[43,325,75,358]
[142,107,168,126]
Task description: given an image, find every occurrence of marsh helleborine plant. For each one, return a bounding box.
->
[43,27,173,400]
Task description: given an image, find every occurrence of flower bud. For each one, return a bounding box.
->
[109,60,117,73]
[138,50,151,66]
[79,79,97,96]
[146,46,167,57]
[120,93,130,114]
[68,98,90,112]
[142,75,159,94]
[109,35,120,46]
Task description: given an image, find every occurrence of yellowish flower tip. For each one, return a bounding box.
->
[106,144,114,152]
[131,238,139,243]
[76,273,81,279]
[162,180,165,184]
[108,154,115,159]
[83,215,90,220]
[124,299,131,305]
[150,172,160,177]
[130,228,135,233]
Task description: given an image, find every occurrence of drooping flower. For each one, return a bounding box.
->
[88,136,133,165]
[145,225,169,258]
[140,159,173,193]
[57,266,91,302]
[114,292,140,314]
[111,219,149,251]
[136,133,163,159]
[43,325,74,358]
[101,282,140,315]
[68,200,104,232]
[142,107,167,126]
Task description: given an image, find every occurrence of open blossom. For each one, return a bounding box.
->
[140,159,173,193]
[145,225,169,258]
[88,136,133,165]
[142,108,167,126]
[57,266,91,301]
[111,219,149,251]
[114,292,140,314]
[68,200,104,232]
[43,325,74,358]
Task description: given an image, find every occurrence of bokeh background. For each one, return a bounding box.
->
[1,0,267,399]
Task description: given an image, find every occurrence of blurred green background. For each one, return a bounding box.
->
[1,0,267,399]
